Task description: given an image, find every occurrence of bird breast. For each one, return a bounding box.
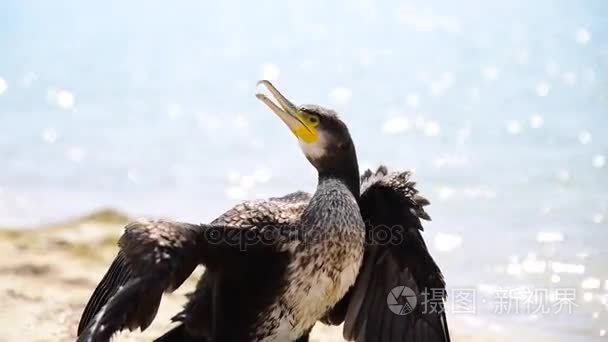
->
[253,180,365,341]
[256,230,365,341]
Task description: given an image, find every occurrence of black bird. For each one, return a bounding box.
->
[77,80,449,342]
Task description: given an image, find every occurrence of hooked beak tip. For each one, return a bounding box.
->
[256,79,271,87]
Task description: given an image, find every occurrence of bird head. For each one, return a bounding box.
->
[256,80,358,177]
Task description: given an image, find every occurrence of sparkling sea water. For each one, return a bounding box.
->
[1,0,607,340]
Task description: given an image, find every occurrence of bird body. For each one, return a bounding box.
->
[77,81,449,342]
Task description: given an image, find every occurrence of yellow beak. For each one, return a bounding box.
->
[255,80,317,143]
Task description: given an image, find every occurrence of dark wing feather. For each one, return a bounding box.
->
[77,252,134,334]
[77,220,204,341]
[77,219,292,342]
[327,166,449,342]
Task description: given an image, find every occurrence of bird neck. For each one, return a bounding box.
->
[317,163,360,201]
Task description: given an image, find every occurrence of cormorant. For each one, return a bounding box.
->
[77,80,449,342]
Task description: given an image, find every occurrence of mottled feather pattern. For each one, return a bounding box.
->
[212,191,311,227]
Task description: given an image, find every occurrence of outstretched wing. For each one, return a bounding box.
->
[157,191,312,340]
[324,166,449,342]
[77,219,294,342]
[159,191,311,341]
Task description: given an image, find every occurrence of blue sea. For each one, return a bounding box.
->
[1,0,607,340]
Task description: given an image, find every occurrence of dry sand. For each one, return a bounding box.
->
[0,209,529,342]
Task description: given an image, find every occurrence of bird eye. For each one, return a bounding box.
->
[308,115,320,126]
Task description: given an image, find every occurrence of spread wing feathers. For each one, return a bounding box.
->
[77,220,201,341]
[77,219,293,342]
[160,191,312,339]
[338,166,449,342]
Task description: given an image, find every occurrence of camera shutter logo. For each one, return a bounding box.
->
[387,286,417,315]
